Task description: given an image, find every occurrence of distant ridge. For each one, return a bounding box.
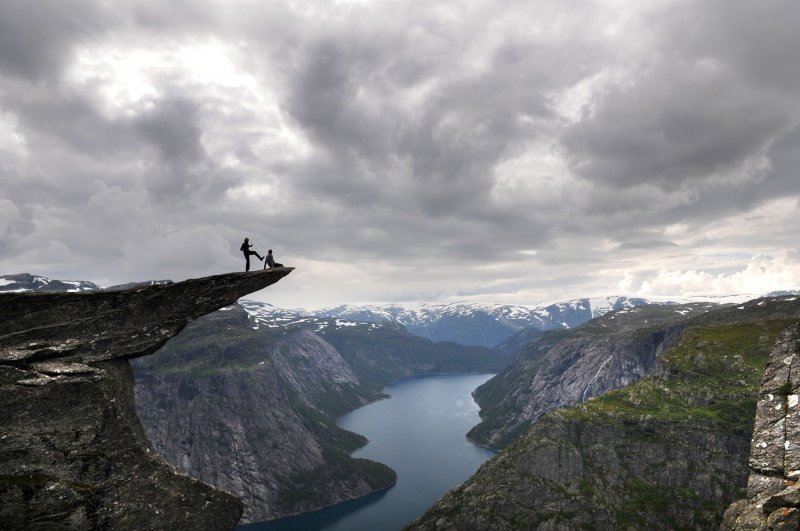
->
[305,297,665,348]
[1,273,175,293]
[0,273,100,293]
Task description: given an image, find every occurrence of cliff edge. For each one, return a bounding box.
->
[0,268,293,530]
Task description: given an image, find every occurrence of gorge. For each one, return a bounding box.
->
[132,300,513,523]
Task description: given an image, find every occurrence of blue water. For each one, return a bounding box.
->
[240,373,496,531]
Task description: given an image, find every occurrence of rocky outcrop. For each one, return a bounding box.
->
[722,323,800,530]
[132,305,396,523]
[0,269,292,529]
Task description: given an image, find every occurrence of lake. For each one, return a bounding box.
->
[240,373,496,531]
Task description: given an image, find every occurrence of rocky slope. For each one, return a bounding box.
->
[0,269,292,530]
[408,296,800,530]
[133,305,396,523]
[722,324,800,529]
[468,303,714,449]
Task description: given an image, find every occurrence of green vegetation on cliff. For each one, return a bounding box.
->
[408,298,800,530]
[133,307,282,377]
[550,320,791,528]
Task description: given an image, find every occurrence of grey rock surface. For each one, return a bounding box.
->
[409,314,797,530]
[722,323,800,530]
[0,269,292,529]
[468,304,703,449]
[133,306,395,523]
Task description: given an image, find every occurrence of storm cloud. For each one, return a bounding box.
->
[0,0,798,307]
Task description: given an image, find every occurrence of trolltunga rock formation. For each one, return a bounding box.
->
[0,268,293,530]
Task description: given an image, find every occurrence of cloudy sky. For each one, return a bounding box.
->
[1,0,799,309]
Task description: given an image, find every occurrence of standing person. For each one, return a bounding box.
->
[240,237,263,272]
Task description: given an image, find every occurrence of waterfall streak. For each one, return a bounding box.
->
[582,355,613,402]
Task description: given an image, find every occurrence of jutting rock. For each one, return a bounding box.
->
[0,269,292,530]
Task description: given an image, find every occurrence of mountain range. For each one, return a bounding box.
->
[237,296,670,351]
[0,273,171,293]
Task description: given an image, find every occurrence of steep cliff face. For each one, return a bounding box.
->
[409,297,800,530]
[0,269,292,530]
[133,305,396,523]
[722,324,800,529]
[317,320,514,388]
[468,304,709,449]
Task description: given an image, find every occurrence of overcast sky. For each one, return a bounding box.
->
[1,0,799,309]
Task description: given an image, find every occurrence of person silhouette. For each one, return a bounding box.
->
[263,249,283,269]
[240,237,263,272]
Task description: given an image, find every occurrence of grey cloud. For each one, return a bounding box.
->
[562,61,789,190]
[561,0,800,216]
[7,86,136,157]
[553,1,800,248]
[277,6,603,257]
[135,97,206,163]
[760,127,800,201]
[661,0,800,95]
[617,240,677,251]
[0,0,117,81]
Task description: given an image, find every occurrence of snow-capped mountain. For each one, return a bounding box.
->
[0,273,174,293]
[237,300,382,334]
[0,273,101,293]
[307,296,665,348]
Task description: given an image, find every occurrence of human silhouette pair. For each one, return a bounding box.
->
[240,238,282,271]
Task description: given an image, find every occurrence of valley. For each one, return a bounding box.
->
[5,272,800,530]
[132,300,514,523]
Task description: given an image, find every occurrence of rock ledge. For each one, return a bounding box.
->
[0,268,292,530]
